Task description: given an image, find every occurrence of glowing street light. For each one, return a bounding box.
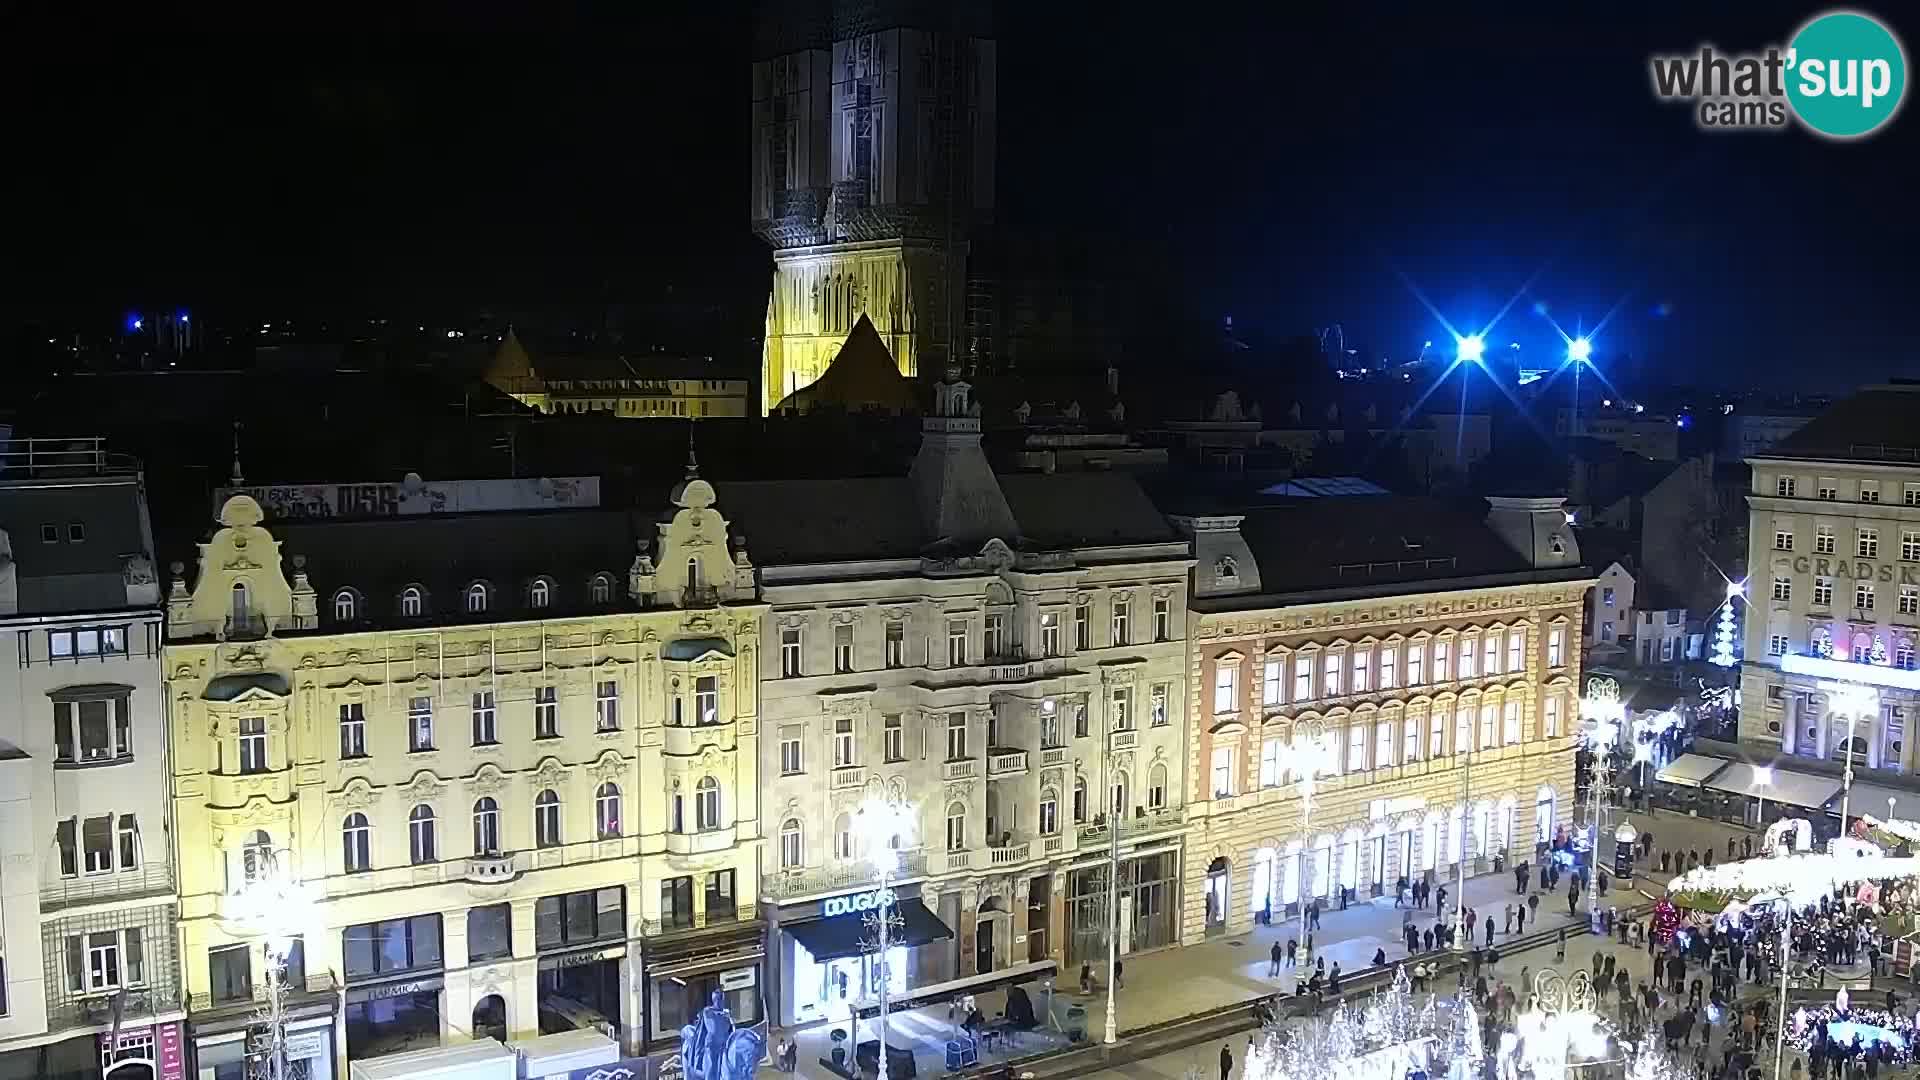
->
[226,848,315,1080]
[1455,334,1486,364]
[851,798,916,1080]
[1567,337,1592,363]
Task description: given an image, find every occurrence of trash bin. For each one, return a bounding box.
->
[1065,1004,1087,1042]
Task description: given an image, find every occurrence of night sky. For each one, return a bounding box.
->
[13,3,1917,388]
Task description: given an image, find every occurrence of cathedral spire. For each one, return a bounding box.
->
[685,425,700,480]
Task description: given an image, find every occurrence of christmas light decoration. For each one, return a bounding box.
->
[1650,898,1682,944]
[1243,967,1475,1080]
[1668,851,1920,905]
[1711,582,1743,667]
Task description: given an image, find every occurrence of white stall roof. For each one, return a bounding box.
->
[1836,781,1920,819]
[1654,754,1729,788]
[509,1029,619,1077]
[1703,763,1841,810]
[349,1040,518,1080]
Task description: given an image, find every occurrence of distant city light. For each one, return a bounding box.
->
[178,312,189,323]
[1602,398,1612,407]
[1568,337,1592,362]
[1634,404,1645,414]
[1727,579,1747,598]
[1455,334,1486,364]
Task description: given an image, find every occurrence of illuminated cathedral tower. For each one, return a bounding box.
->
[750,0,996,414]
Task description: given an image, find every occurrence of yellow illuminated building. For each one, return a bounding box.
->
[486,329,750,419]
[163,467,767,1075]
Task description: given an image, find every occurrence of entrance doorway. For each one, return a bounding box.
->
[1368,836,1386,893]
[1396,831,1414,879]
[976,919,996,973]
[1204,857,1230,935]
[1027,875,1049,963]
[473,994,507,1044]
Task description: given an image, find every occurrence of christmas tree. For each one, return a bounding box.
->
[1651,898,1681,945]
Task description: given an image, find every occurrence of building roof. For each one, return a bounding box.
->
[773,315,919,415]
[1236,496,1544,595]
[487,328,740,389]
[714,470,1178,566]
[0,473,154,615]
[1762,383,1920,463]
[272,509,644,630]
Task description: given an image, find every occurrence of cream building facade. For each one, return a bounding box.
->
[0,441,181,1080]
[716,370,1191,1028]
[1169,496,1591,942]
[163,470,766,1078]
[1741,384,1920,776]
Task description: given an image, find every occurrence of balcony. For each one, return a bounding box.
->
[830,765,868,791]
[1110,730,1138,751]
[942,759,979,781]
[189,971,340,1025]
[682,584,721,609]
[663,721,734,758]
[987,839,1032,867]
[222,614,270,641]
[761,850,929,901]
[987,749,1029,779]
[941,849,975,872]
[464,852,520,883]
[1039,747,1069,767]
[1075,808,1185,849]
[40,863,175,912]
[665,825,738,856]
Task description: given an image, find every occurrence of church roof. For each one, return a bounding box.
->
[773,315,919,415]
[485,328,539,387]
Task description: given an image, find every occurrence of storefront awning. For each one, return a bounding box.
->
[1703,763,1841,810]
[1833,780,1920,820]
[785,898,953,962]
[1654,753,1729,788]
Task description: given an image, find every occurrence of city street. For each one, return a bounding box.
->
[767,809,1760,1079]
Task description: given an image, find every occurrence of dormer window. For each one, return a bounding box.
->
[1214,556,1239,584]
[590,573,613,605]
[1549,535,1566,555]
[466,583,490,614]
[687,558,702,591]
[333,590,358,622]
[529,578,552,610]
[400,586,425,618]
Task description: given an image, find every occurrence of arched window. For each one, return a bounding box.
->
[1149,763,1170,810]
[400,586,424,618]
[945,801,967,852]
[780,818,803,869]
[1038,789,1059,835]
[695,777,721,830]
[687,557,702,591]
[529,578,551,609]
[1111,771,1130,818]
[1073,776,1089,823]
[408,805,437,864]
[241,830,272,883]
[334,589,357,622]
[473,797,500,855]
[834,812,853,860]
[466,583,489,614]
[230,581,252,628]
[534,790,562,848]
[590,573,613,605]
[595,783,622,839]
[342,814,370,873]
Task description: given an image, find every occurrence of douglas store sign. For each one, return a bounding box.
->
[821,887,896,918]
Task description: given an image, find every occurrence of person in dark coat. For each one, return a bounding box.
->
[1221,1043,1235,1080]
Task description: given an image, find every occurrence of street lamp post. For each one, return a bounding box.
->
[853,799,916,1080]
[227,848,313,1080]
[1454,734,1470,952]
[1580,679,1625,934]
[1103,725,1120,1046]
[1295,729,1334,966]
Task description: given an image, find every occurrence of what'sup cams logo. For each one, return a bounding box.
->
[1650,10,1907,138]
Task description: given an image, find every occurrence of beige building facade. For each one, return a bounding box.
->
[163,470,766,1077]
[1167,497,1591,943]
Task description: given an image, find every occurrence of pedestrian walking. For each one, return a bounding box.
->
[1270,941,1284,977]
[1485,914,1495,947]
[1221,1043,1235,1080]
[1516,904,1527,934]
[1116,960,1125,989]
[1557,928,1567,962]
[1288,938,1298,966]
[1528,893,1539,921]
[1567,886,1578,917]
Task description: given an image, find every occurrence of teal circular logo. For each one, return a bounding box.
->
[1786,11,1907,138]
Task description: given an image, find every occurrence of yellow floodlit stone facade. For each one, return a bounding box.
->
[164,473,767,1072]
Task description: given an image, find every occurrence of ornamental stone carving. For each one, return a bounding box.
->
[533,757,567,789]
[400,771,446,803]
[468,764,508,797]
[943,782,970,805]
[337,778,379,810]
[590,751,627,783]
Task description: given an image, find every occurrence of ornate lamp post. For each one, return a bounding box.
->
[1830,684,1879,830]
[853,798,916,1080]
[226,848,314,1080]
[1293,725,1337,966]
[1579,677,1626,933]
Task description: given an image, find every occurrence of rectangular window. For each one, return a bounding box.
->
[408,697,433,752]
[779,737,802,775]
[1211,746,1235,797]
[661,877,694,930]
[46,626,129,660]
[1295,654,1314,701]
[1482,634,1500,675]
[471,691,497,745]
[1544,695,1561,737]
[780,628,803,678]
[1820,480,1838,500]
[1857,584,1877,611]
[1773,576,1793,602]
[1324,653,1343,696]
[1353,649,1371,691]
[1775,528,1795,551]
[1902,587,1919,616]
[535,685,558,738]
[595,680,620,731]
[694,676,718,725]
[946,619,968,666]
[1380,647,1397,689]
[1817,527,1837,555]
[1111,598,1131,646]
[1455,707,1472,754]
[1407,645,1423,686]
[1907,484,1920,507]
[1347,724,1367,772]
[1862,482,1881,504]
[1075,604,1091,650]
[833,717,855,767]
[118,814,139,870]
[1506,633,1524,672]
[1258,739,1281,788]
[207,944,252,1003]
[884,714,904,761]
[83,814,114,873]
[884,621,906,667]
[1768,635,1789,657]
[1776,476,1796,497]
[1150,683,1169,727]
[1404,713,1422,761]
[468,904,513,963]
[833,624,854,673]
[342,915,444,979]
[534,887,627,949]
[984,613,1006,659]
[1213,663,1238,714]
[1603,587,1616,607]
[1074,701,1089,739]
[1905,531,1920,562]
[945,712,967,760]
[53,697,133,763]
[1375,720,1394,766]
[339,702,366,758]
[1503,701,1521,745]
[238,716,268,773]
[1432,706,1448,757]
[1548,628,1564,667]
[1458,639,1477,678]
[1261,659,1283,706]
[1479,704,1497,748]
[1038,613,1059,658]
[1111,687,1133,731]
[1815,576,1835,605]
[1153,597,1171,642]
[57,818,76,877]
[1860,529,1880,558]
[1433,641,1450,680]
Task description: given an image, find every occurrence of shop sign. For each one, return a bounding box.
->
[282,1031,328,1060]
[822,887,896,918]
[1790,556,1920,585]
[347,976,443,1003]
[548,946,623,969]
[717,966,756,992]
[158,1022,186,1080]
[564,1057,651,1080]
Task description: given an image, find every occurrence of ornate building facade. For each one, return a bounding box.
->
[1169,496,1591,942]
[718,368,1191,1027]
[162,470,766,1076]
[750,3,996,413]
